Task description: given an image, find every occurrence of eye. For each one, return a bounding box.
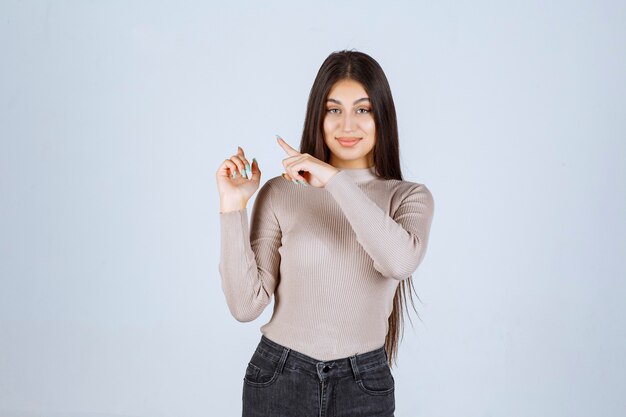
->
[326,108,340,114]
[356,108,371,114]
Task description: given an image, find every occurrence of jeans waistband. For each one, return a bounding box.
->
[255,335,389,382]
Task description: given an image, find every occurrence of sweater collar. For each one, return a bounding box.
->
[337,165,378,182]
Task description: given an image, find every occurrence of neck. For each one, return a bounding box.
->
[337,165,378,182]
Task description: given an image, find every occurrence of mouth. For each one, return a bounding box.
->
[336,137,361,147]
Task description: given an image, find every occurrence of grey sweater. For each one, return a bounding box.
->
[219,165,435,360]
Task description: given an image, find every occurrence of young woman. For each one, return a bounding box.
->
[216,50,434,417]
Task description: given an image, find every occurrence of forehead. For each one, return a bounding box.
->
[327,79,368,99]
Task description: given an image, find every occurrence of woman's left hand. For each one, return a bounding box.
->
[277,136,339,188]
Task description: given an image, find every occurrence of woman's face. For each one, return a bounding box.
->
[323,79,376,168]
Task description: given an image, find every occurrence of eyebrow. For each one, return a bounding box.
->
[326,98,370,105]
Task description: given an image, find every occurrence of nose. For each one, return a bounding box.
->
[341,111,356,133]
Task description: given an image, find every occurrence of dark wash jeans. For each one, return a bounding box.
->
[242,335,395,417]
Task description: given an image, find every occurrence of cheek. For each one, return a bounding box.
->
[360,117,376,134]
[323,117,337,134]
[323,118,341,145]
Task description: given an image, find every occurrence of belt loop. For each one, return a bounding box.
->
[349,355,361,381]
[277,347,290,374]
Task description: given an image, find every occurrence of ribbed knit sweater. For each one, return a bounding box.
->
[218,165,434,361]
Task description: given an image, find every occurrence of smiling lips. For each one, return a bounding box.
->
[337,137,361,147]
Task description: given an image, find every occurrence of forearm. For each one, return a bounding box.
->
[325,171,434,280]
[219,208,273,321]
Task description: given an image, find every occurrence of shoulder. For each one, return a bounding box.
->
[262,175,288,193]
[377,177,433,200]
[379,178,434,214]
[266,175,286,187]
[254,175,288,203]
[402,180,433,202]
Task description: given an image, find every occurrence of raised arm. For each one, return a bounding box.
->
[324,171,434,280]
[218,181,282,322]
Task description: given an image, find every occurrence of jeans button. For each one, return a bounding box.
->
[322,365,330,373]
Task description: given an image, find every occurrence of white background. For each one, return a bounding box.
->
[1,1,625,416]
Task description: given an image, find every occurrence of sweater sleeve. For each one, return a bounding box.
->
[218,181,282,322]
[324,170,434,280]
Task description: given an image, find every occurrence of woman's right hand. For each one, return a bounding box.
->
[216,146,261,212]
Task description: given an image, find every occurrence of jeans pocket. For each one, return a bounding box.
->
[244,362,260,381]
[243,350,281,388]
[356,363,395,396]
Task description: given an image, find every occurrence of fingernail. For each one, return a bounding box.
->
[292,179,298,184]
[232,171,237,179]
[245,163,251,177]
[252,158,257,165]
[298,180,308,186]
[276,134,282,141]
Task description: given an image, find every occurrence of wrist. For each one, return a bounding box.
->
[219,196,248,213]
[323,169,342,188]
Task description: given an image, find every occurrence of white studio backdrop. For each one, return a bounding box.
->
[1,1,625,416]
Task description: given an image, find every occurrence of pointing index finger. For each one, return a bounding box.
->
[276,134,300,156]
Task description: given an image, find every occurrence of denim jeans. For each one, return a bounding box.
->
[242,335,395,417]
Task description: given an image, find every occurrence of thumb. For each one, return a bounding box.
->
[251,157,261,177]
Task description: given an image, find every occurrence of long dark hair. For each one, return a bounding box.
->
[299,49,421,368]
